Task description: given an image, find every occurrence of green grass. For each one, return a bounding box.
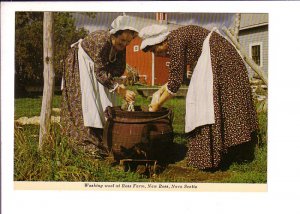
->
[15,94,61,119]
[221,145,267,183]
[14,86,267,183]
[14,124,146,182]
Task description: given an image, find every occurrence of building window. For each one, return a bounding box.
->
[166,62,170,67]
[250,43,263,67]
[133,45,139,52]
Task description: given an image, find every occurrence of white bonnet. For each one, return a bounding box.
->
[110,15,138,35]
[139,24,170,50]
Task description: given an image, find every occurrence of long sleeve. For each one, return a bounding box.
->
[93,49,126,90]
[93,55,116,90]
[167,33,187,94]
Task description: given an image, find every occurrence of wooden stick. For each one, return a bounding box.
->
[39,12,55,149]
[233,13,241,40]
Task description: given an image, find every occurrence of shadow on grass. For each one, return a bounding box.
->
[149,133,188,177]
[219,133,258,172]
[107,132,188,178]
[166,142,188,164]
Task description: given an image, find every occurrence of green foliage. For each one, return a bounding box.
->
[15,12,88,92]
[256,102,268,146]
[15,13,43,86]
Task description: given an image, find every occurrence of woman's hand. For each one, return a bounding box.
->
[158,83,167,94]
[149,103,161,112]
[149,85,173,112]
[116,84,136,102]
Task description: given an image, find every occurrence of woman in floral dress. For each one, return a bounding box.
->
[139,24,258,170]
[61,16,138,157]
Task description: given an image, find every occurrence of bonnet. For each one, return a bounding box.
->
[109,15,138,35]
[139,24,170,50]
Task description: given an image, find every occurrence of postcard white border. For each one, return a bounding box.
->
[2,1,300,214]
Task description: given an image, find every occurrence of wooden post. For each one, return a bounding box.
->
[233,13,241,40]
[222,26,268,86]
[39,12,55,149]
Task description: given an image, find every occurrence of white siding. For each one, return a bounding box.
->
[240,13,268,29]
[239,25,268,78]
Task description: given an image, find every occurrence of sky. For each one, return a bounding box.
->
[72,12,235,33]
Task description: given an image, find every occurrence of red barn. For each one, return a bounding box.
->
[126,37,170,86]
[124,13,181,86]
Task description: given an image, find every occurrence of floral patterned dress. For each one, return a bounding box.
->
[60,30,126,157]
[166,25,258,170]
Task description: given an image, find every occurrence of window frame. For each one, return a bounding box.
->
[133,45,139,52]
[249,42,263,67]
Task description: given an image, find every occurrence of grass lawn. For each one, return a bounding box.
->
[14,94,62,119]
[14,86,267,183]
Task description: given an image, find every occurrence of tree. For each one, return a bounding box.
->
[15,12,88,95]
[15,12,43,94]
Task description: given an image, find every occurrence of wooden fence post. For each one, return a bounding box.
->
[39,12,55,149]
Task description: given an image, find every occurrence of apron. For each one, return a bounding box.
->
[185,28,217,133]
[73,39,117,128]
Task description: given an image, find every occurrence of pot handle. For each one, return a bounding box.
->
[109,109,174,124]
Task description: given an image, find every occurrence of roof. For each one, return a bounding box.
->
[240,13,268,30]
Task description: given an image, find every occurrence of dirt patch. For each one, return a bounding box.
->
[108,156,232,182]
[158,163,231,182]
